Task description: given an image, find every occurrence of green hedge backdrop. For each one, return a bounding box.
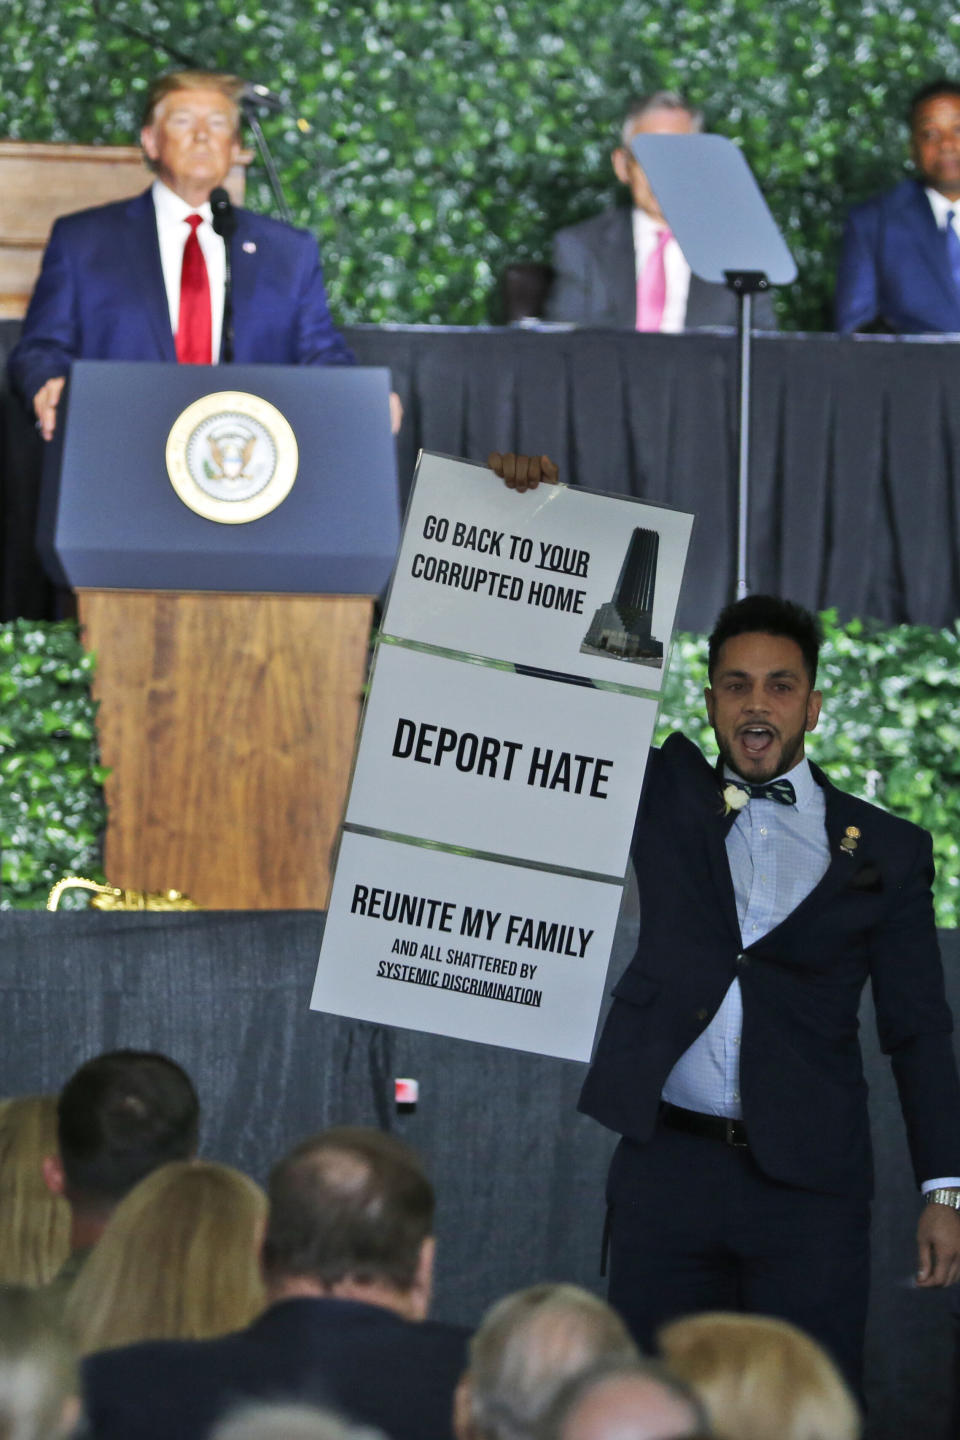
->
[4,0,960,330]
[4,617,960,924]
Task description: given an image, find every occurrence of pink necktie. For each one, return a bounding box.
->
[636,228,673,332]
[176,214,212,365]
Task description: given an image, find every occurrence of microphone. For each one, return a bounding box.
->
[209,187,237,240]
[210,188,236,364]
[240,82,286,114]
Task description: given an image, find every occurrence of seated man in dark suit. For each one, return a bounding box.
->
[7,70,402,442]
[544,92,777,331]
[82,1126,469,1440]
[836,79,960,333]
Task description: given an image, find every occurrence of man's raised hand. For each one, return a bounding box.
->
[487,452,559,492]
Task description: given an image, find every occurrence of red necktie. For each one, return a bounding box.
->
[176,214,212,364]
[636,227,672,332]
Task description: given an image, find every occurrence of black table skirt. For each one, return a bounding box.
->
[4,324,960,632]
[0,906,956,1440]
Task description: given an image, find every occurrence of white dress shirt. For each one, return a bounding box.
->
[660,756,958,1192]
[924,186,960,240]
[632,207,691,332]
[152,179,226,361]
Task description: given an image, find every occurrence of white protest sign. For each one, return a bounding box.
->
[312,831,624,1061]
[382,453,693,692]
[347,643,657,876]
[312,452,694,1057]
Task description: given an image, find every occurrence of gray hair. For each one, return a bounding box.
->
[538,1359,711,1440]
[210,1402,388,1440]
[621,92,705,143]
[467,1285,639,1440]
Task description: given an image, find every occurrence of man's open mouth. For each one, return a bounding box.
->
[738,725,776,756]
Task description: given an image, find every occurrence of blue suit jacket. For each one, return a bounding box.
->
[579,733,960,1199]
[835,177,960,334]
[8,188,353,403]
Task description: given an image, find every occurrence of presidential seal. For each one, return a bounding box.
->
[165,391,298,523]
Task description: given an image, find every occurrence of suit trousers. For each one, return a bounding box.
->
[605,1125,871,1395]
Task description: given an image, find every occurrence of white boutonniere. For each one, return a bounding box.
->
[722,783,750,815]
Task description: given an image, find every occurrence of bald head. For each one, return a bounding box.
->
[544,1365,707,1440]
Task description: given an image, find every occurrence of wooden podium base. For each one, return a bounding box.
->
[77,590,372,909]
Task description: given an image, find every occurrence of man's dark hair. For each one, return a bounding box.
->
[909,79,960,127]
[262,1127,434,1292]
[707,594,821,685]
[57,1050,199,1208]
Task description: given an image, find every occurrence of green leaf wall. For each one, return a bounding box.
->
[0,621,106,909]
[3,0,957,329]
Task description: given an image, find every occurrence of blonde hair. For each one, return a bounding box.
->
[658,1312,861,1440]
[141,71,243,130]
[65,1160,267,1355]
[0,1097,71,1287]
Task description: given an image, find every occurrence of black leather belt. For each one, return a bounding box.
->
[659,1101,749,1149]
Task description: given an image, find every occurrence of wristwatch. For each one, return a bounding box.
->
[923,1188,960,1209]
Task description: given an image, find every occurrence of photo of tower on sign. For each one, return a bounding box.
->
[580,527,664,668]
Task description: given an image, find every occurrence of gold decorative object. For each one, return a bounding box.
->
[46,877,200,911]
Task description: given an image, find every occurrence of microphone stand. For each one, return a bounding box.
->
[240,99,293,226]
[211,191,238,363]
[723,269,771,601]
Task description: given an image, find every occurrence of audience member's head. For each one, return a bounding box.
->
[658,1312,861,1440]
[0,1285,79,1440]
[211,1402,387,1440]
[540,1360,709,1440]
[261,1127,435,1321]
[0,1096,71,1286]
[456,1284,639,1440]
[46,1050,200,1247]
[65,1159,266,1355]
[612,92,704,220]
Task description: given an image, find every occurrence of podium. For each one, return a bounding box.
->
[41,362,400,909]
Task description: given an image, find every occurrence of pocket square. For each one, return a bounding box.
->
[849,861,883,893]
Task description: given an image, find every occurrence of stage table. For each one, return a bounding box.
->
[3,324,960,631]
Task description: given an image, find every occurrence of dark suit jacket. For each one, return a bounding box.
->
[835,178,960,334]
[82,1297,470,1440]
[8,188,354,404]
[579,733,960,1199]
[544,206,778,330]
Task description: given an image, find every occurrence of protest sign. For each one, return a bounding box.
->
[312,832,624,1061]
[312,453,693,1058]
[382,453,692,691]
[346,643,658,876]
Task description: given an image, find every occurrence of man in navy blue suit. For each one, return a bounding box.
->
[492,456,960,1391]
[578,593,960,1395]
[836,79,960,332]
[8,71,376,440]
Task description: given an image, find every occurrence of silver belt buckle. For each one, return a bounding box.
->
[725,1118,747,1148]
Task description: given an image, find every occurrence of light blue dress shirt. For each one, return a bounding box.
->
[658,755,957,1191]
